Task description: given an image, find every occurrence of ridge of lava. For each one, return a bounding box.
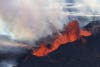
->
[32,20,92,57]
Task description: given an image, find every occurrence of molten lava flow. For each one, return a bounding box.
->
[33,42,49,56]
[80,29,92,37]
[64,20,80,42]
[33,20,92,57]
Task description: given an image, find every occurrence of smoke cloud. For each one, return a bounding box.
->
[0,0,66,43]
[0,0,100,44]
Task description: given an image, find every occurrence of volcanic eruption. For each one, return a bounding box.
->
[0,0,100,67]
[32,20,92,57]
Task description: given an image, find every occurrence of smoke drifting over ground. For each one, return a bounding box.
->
[0,0,99,44]
[0,0,100,67]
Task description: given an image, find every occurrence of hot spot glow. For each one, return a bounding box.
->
[32,20,92,57]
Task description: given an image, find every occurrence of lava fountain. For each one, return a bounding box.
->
[33,20,92,57]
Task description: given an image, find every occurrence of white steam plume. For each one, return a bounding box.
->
[0,0,67,43]
[0,0,100,44]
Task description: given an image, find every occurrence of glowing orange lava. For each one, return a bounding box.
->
[32,20,92,57]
